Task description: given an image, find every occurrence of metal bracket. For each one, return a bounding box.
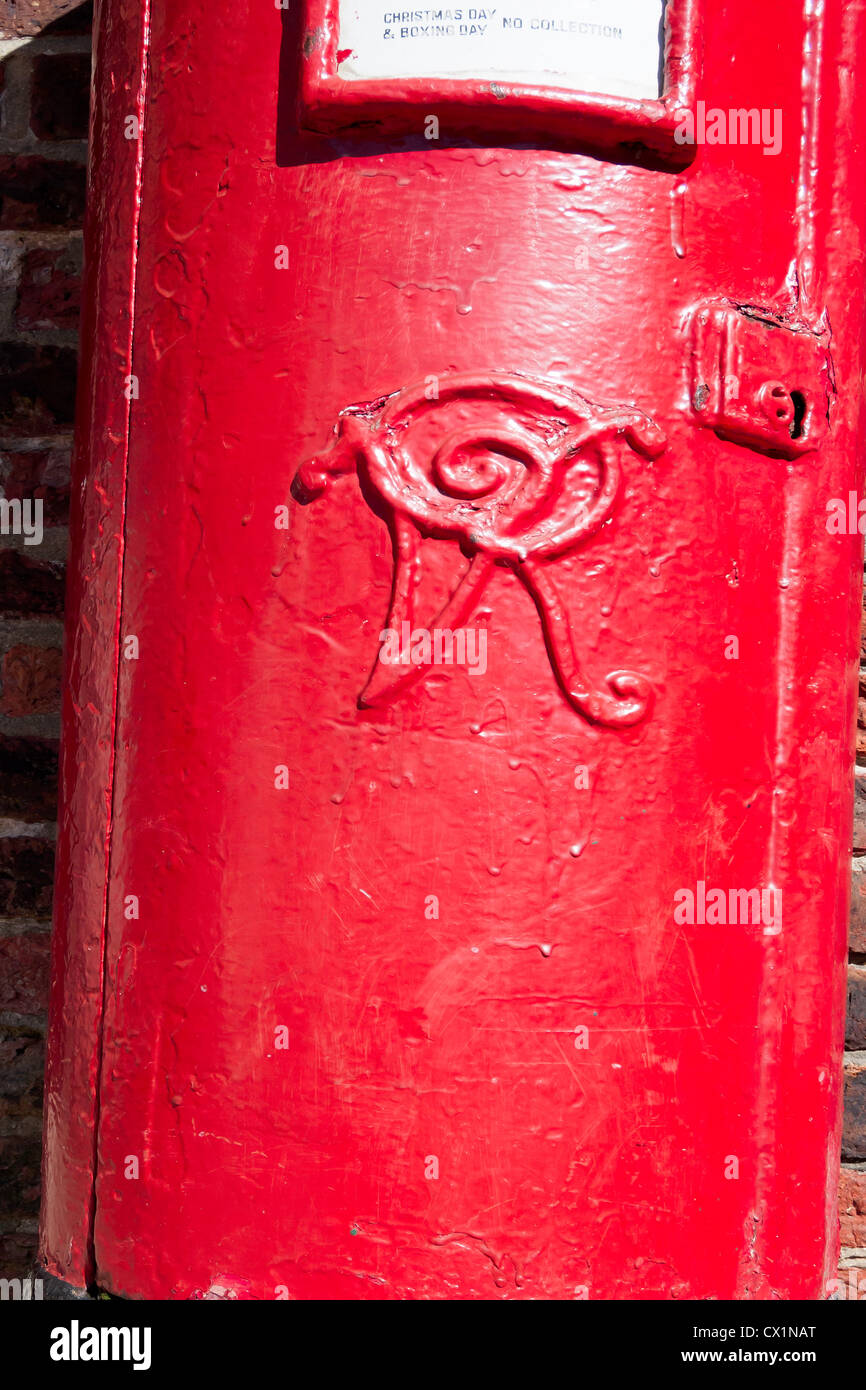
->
[688,300,832,459]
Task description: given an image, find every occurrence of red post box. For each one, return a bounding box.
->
[40,0,866,1299]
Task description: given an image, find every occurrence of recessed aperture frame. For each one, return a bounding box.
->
[299,0,702,161]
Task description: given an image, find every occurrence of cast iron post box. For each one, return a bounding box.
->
[40,0,866,1299]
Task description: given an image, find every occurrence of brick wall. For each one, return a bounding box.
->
[0,0,90,1278]
[841,602,866,1286]
[0,0,863,1295]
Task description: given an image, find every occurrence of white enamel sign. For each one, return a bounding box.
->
[337,2,666,102]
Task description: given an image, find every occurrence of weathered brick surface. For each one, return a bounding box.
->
[15,243,81,330]
[0,342,76,433]
[854,777,866,853]
[859,596,866,756]
[0,1029,43,1104]
[0,837,54,917]
[0,932,49,1013]
[0,733,57,820]
[851,857,866,954]
[0,1026,45,1269]
[0,445,70,525]
[0,551,65,616]
[0,642,61,715]
[843,1060,866,1162]
[848,966,866,1052]
[840,1167,866,1249]
[0,1130,40,1218]
[30,52,90,140]
[0,1228,38,1277]
[0,0,91,39]
[0,156,86,229]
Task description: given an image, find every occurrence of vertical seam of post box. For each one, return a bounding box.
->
[833,0,866,1291]
[743,0,827,1296]
[87,0,154,1286]
[795,0,825,308]
[794,0,833,1290]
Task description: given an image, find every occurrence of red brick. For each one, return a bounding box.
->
[0,1131,41,1218]
[0,933,49,1014]
[0,552,65,617]
[0,1029,43,1103]
[840,1169,866,1248]
[0,342,77,435]
[832,1266,866,1300]
[0,838,54,917]
[854,779,866,853]
[848,966,866,1052]
[15,245,81,332]
[851,860,866,955]
[843,1061,866,1162]
[0,0,90,38]
[0,735,57,822]
[0,1229,38,1279]
[43,0,91,33]
[0,645,62,717]
[0,446,71,527]
[0,156,86,230]
[0,1033,43,1264]
[30,53,91,142]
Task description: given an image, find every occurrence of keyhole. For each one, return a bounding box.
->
[759,380,796,432]
[790,390,807,440]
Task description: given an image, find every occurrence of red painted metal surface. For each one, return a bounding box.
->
[40,0,866,1299]
[40,0,149,1289]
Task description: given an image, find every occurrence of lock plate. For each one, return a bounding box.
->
[689,301,832,458]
